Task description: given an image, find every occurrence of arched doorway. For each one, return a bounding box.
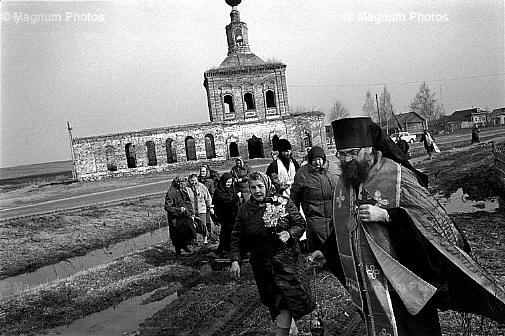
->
[165,138,177,163]
[205,134,216,159]
[105,145,117,171]
[185,136,197,161]
[125,143,137,168]
[229,142,239,158]
[146,141,157,166]
[247,135,264,159]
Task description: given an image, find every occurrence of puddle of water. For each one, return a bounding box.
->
[437,188,499,214]
[1,226,170,298]
[44,285,180,336]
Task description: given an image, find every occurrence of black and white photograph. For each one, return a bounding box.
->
[1,0,504,335]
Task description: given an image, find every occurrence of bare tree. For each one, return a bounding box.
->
[379,86,393,130]
[362,90,377,122]
[410,82,440,121]
[328,100,349,123]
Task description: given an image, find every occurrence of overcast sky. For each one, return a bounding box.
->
[1,0,504,168]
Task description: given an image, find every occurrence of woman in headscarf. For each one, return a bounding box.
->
[230,172,314,336]
[212,172,241,257]
[164,176,195,255]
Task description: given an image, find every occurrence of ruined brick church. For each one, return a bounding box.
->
[72,1,326,180]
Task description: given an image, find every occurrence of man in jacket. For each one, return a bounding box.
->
[266,139,300,197]
[310,117,505,336]
[290,146,335,252]
[188,173,214,245]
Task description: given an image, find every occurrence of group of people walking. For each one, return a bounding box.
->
[165,117,505,336]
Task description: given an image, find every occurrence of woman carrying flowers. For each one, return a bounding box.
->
[230,172,314,336]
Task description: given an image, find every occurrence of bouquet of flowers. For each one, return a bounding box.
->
[262,195,289,232]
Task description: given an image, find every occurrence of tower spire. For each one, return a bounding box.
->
[220,0,264,68]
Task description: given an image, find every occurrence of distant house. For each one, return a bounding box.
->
[391,111,426,135]
[491,107,505,126]
[450,108,490,129]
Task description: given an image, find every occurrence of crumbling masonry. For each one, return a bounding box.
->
[72,2,326,180]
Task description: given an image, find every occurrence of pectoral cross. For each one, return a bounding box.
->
[355,188,377,207]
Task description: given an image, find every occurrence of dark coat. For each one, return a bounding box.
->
[230,158,252,193]
[230,197,314,320]
[213,177,241,253]
[420,132,435,152]
[290,161,335,252]
[164,183,195,250]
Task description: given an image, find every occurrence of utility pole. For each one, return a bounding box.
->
[67,121,77,180]
[439,84,445,115]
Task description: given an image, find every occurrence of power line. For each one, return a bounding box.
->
[289,72,505,88]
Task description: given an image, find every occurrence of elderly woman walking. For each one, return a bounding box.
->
[164,176,195,256]
[230,172,314,336]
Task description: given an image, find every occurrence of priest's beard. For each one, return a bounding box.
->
[341,159,371,191]
[278,153,291,169]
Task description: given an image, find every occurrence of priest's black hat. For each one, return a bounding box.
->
[331,117,375,149]
[277,139,292,152]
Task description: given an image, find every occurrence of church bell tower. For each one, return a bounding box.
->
[203,0,291,123]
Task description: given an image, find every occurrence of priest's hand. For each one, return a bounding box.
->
[358,205,390,223]
[230,261,240,279]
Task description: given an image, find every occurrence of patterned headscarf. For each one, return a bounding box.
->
[248,171,276,196]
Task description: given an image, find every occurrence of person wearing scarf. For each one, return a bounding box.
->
[290,146,335,252]
[309,117,505,336]
[212,172,241,257]
[230,157,252,202]
[164,176,196,255]
[230,172,314,336]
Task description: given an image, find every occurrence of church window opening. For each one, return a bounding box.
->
[229,142,239,158]
[146,141,157,166]
[303,131,312,148]
[223,95,235,113]
[247,135,264,159]
[205,134,216,159]
[165,138,177,163]
[234,27,243,44]
[266,90,276,108]
[185,136,197,161]
[244,92,255,110]
[105,145,117,171]
[125,143,137,168]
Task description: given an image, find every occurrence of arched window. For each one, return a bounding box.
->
[229,142,239,158]
[266,90,276,108]
[223,95,235,113]
[185,136,197,161]
[146,141,157,166]
[125,143,137,168]
[105,145,117,171]
[205,134,216,159]
[303,131,312,148]
[165,138,177,163]
[234,27,243,44]
[271,134,279,151]
[244,92,255,110]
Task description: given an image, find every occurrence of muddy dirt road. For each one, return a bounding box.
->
[0,140,504,335]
